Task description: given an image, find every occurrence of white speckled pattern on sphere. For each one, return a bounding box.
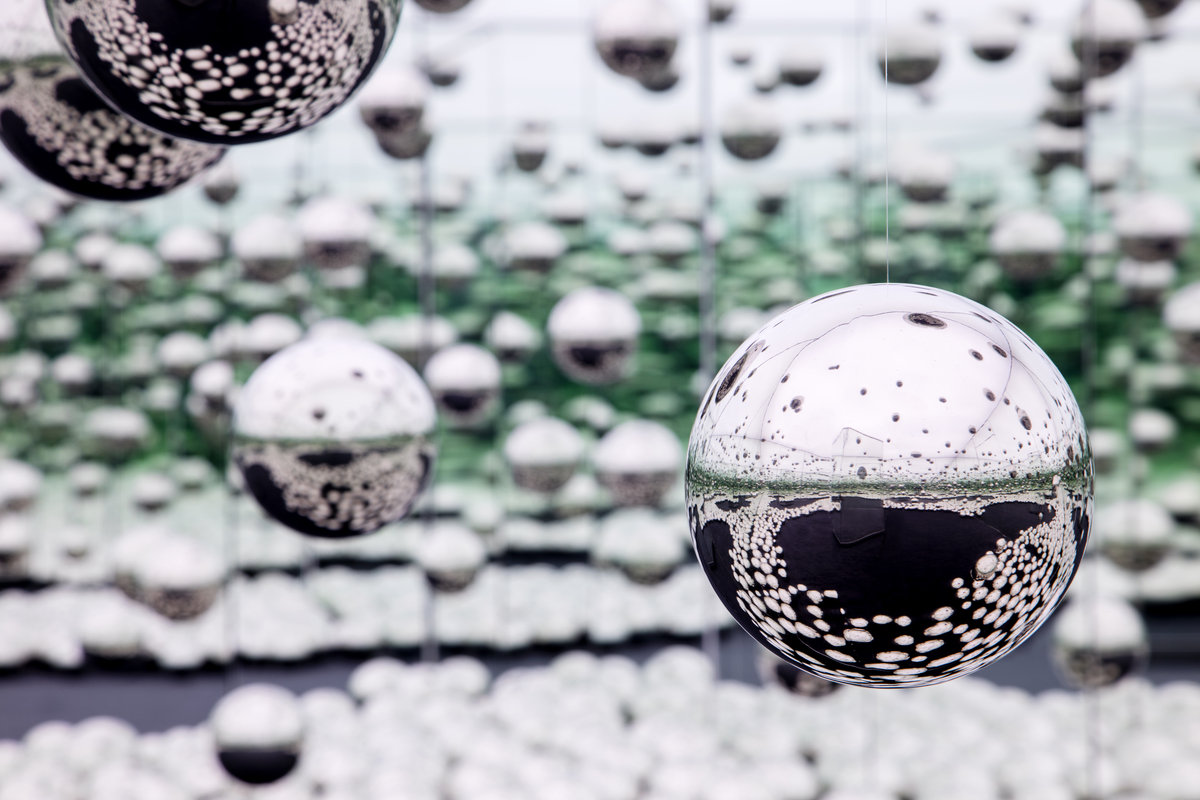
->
[688,283,1092,688]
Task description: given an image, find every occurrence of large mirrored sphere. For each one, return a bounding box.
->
[211,683,304,785]
[687,283,1092,688]
[46,0,402,145]
[233,337,437,539]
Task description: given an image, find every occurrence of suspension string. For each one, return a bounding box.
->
[884,0,890,284]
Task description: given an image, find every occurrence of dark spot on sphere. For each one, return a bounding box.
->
[352,370,364,379]
[991,344,1008,358]
[969,350,983,361]
[906,312,946,328]
[312,408,325,420]
[896,381,903,387]
[861,388,867,395]
[985,389,996,401]
[857,466,867,479]
[1020,415,1033,431]
[781,374,789,383]
[892,414,900,422]
[790,396,804,412]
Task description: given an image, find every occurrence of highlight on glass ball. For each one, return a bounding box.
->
[232,337,438,539]
[687,283,1092,688]
[46,0,403,145]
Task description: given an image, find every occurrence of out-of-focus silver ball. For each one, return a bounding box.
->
[547,287,642,385]
[720,100,782,161]
[1113,193,1193,263]
[688,283,1092,688]
[1095,498,1174,574]
[1033,123,1085,174]
[778,45,823,87]
[485,312,541,364]
[1164,282,1200,364]
[368,314,459,366]
[82,407,151,462]
[989,209,1066,282]
[232,338,437,539]
[296,196,375,271]
[413,0,474,12]
[232,214,303,284]
[0,205,42,296]
[709,0,737,23]
[1115,258,1176,306]
[758,649,840,697]
[1070,0,1146,79]
[423,344,502,428]
[593,0,680,80]
[878,23,942,86]
[505,222,568,273]
[211,684,304,785]
[895,146,954,203]
[358,67,427,139]
[513,121,550,172]
[46,0,402,145]
[156,226,222,280]
[101,243,161,293]
[504,417,585,493]
[647,221,697,263]
[132,530,224,620]
[969,14,1021,62]
[593,508,683,583]
[415,522,487,592]
[594,419,682,507]
[1052,595,1147,689]
[202,159,240,206]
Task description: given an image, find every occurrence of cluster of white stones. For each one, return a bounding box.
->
[2,651,1200,800]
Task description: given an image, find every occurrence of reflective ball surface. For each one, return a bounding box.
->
[989,209,1066,282]
[211,684,304,785]
[0,2,225,201]
[878,24,942,86]
[505,417,585,493]
[233,337,437,539]
[687,283,1092,687]
[548,287,642,385]
[47,0,402,145]
[423,343,501,427]
[593,0,679,80]
[1052,595,1147,689]
[595,419,682,507]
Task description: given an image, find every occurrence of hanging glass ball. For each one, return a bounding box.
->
[637,61,680,93]
[211,684,304,785]
[895,147,954,203]
[504,417,585,494]
[594,419,682,507]
[778,46,823,87]
[232,214,302,283]
[593,0,680,81]
[513,121,550,172]
[1070,0,1146,79]
[878,23,942,86]
[1094,498,1174,573]
[423,344,502,428]
[1052,595,1147,689]
[1164,282,1200,364]
[202,158,240,205]
[156,225,221,280]
[415,522,487,593]
[505,222,567,273]
[720,100,782,161]
[45,0,403,145]
[688,283,1092,688]
[296,196,375,271]
[132,530,224,620]
[989,209,1066,282]
[709,0,737,24]
[232,337,437,539]
[0,0,226,201]
[1115,258,1176,306]
[969,15,1021,63]
[0,204,42,296]
[485,311,541,365]
[1136,0,1185,18]
[547,287,642,385]
[1113,193,1193,263]
[357,67,427,139]
[593,508,683,583]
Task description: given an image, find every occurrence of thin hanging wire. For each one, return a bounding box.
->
[883,0,890,285]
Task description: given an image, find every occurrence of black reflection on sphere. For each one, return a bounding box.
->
[694,498,1089,687]
[236,443,434,539]
[218,751,299,786]
[0,60,223,201]
[48,0,401,145]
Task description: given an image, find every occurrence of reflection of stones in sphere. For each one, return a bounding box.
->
[688,283,1092,688]
[235,441,434,539]
[47,0,401,145]
[552,340,635,385]
[0,60,224,201]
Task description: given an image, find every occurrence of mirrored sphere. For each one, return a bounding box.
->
[969,15,1021,63]
[547,287,642,385]
[1052,595,1147,689]
[593,0,680,80]
[505,221,568,274]
[413,0,474,12]
[357,67,426,139]
[594,419,682,507]
[505,417,585,493]
[0,205,42,296]
[232,214,302,283]
[484,311,541,364]
[720,100,782,162]
[415,522,487,592]
[1094,498,1173,573]
[0,1,226,201]
[423,343,502,427]
[296,196,375,270]
[989,209,1066,282]
[688,283,1092,688]
[878,24,942,86]
[1163,282,1200,364]
[211,684,304,785]
[132,530,224,620]
[233,337,437,539]
[46,0,402,145]
[1070,0,1146,79]
[1113,193,1193,263]
[156,225,221,280]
